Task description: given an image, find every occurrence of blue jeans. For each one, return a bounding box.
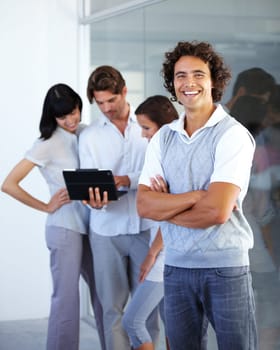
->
[164,265,258,350]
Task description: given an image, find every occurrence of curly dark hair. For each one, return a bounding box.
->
[162,41,231,103]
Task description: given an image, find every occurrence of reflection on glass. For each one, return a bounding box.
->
[88,1,280,348]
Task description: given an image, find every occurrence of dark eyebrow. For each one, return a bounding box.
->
[174,69,206,77]
[174,70,186,77]
[193,69,206,74]
[96,96,117,104]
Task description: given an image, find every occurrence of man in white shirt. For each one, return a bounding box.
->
[137,41,258,350]
[79,65,159,350]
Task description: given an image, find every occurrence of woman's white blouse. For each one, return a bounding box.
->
[25,126,89,234]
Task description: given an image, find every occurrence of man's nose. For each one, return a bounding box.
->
[141,129,147,138]
[184,77,195,88]
[102,102,111,113]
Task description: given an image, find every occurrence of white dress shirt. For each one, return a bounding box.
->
[79,107,154,236]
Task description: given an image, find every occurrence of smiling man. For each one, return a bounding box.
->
[137,41,258,350]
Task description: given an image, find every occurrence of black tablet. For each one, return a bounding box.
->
[62,169,127,201]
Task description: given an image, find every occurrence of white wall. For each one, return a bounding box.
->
[0,0,87,321]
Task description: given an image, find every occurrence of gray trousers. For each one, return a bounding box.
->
[89,230,160,350]
[45,226,106,350]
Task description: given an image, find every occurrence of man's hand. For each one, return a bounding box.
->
[150,174,169,193]
[83,187,109,209]
[114,175,130,188]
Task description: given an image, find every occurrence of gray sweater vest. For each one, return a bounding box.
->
[159,115,253,268]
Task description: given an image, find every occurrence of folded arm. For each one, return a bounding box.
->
[137,181,239,228]
[137,183,206,221]
[169,182,240,228]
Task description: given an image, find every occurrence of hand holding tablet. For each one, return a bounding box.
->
[62,169,128,201]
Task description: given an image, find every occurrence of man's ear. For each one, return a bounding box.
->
[122,86,128,97]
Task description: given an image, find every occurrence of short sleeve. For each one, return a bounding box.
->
[24,139,51,167]
[211,124,255,191]
[139,131,165,187]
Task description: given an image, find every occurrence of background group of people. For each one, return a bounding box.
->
[1,65,176,350]
[225,68,280,350]
[1,40,279,350]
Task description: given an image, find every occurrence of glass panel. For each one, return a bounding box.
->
[88,1,280,348]
[144,0,280,102]
[89,7,145,116]
[89,0,132,13]
[89,0,280,104]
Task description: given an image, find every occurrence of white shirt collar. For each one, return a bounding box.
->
[169,104,229,136]
[98,105,136,126]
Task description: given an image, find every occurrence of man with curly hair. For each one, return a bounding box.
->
[137,41,258,349]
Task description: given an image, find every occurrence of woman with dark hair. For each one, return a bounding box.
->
[122,95,178,350]
[1,84,105,350]
[135,95,179,142]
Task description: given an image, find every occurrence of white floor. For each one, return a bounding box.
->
[0,317,218,350]
[0,318,101,350]
[0,319,100,350]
